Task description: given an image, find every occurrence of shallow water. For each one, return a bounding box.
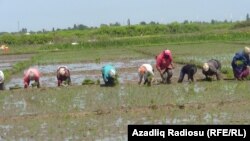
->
[0,62,12,70]
[31,59,155,74]
[2,96,27,116]
[5,59,153,89]
[6,72,139,89]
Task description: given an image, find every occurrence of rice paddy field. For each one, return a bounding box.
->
[1,28,250,140]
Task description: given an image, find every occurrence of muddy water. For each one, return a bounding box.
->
[5,72,139,89]
[5,58,205,89]
[6,59,153,89]
[0,63,12,70]
[32,59,155,74]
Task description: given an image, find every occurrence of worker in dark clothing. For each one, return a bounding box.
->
[231,46,250,80]
[178,64,197,83]
[57,66,71,86]
[202,59,222,80]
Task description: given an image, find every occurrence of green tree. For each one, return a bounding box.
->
[140,21,147,25]
[127,19,130,26]
[246,13,250,21]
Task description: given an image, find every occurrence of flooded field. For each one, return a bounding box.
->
[5,59,153,89]
[0,83,249,140]
[5,58,206,89]
[1,44,248,140]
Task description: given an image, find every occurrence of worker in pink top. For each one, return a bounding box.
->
[23,68,40,88]
[156,49,175,84]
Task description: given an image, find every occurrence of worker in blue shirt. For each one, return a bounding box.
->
[101,65,117,86]
[231,46,250,80]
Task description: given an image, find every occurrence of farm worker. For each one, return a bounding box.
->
[138,64,154,85]
[178,64,197,83]
[23,68,40,88]
[156,49,175,84]
[231,46,250,80]
[202,59,222,80]
[0,70,4,90]
[56,66,71,86]
[101,65,117,86]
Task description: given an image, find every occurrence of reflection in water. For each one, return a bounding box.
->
[31,59,155,74]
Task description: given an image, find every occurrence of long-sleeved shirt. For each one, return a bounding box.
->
[231,51,250,71]
[202,59,221,80]
[23,68,40,88]
[138,64,154,84]
[57,67,71,86]
[102,65,116,83]
[156,50,173,70]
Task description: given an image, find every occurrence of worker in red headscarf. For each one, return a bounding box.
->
[23,68,40,88]
[156,49,175,84]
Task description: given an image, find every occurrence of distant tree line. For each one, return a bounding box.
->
[1,13,250,45]
[6,13,249,35]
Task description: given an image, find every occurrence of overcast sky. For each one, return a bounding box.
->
[0,0,250,32]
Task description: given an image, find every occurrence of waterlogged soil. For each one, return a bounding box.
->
[5,59,205,89]
[0,95,249,140]
[5,59,207,89]
[0,54,34,70]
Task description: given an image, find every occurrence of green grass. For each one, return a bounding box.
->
[0,81,250,139]
[2,28,250,140]
[0,81,250,118]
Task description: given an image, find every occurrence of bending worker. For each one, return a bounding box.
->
[156,49,174,84]
[202,59,222,80]
[231,46,250,80]
[138,64,154,86]
[23,68,40,88]
[56,66,71,86]
[101,64,117,86]
[178,64,197,83]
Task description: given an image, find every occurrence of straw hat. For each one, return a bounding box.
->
[59,68,66,75]
[244,46,250,54]
[202,63,209,72]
